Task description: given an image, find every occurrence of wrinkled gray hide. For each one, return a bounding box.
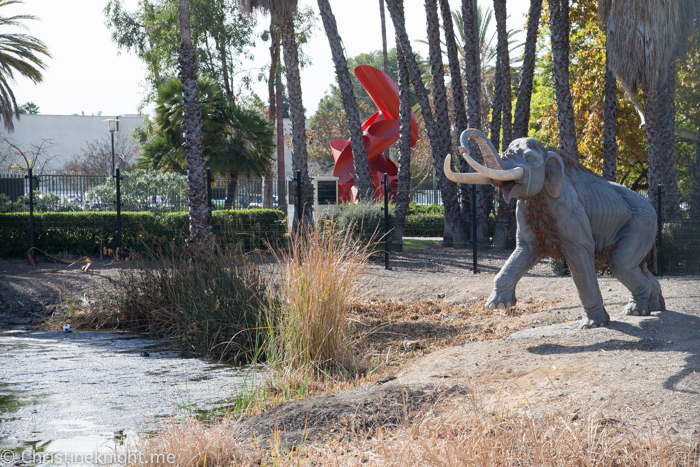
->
[445,130,663,329]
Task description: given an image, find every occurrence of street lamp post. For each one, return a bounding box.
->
[104,117,119,173]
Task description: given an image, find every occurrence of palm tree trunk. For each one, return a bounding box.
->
[276,70,286,206]
[491,0,514,250]
[461,0,481,131]
[279,15,313,223]
[462,0,490,243]
[379,0,389,73]
[224,171,239,209]
[690,125,700,220]
[317,0,374,200]
[513,0,542,139]
[386,0,463,246]
[177,0,213,256]
[392,46,412,247]
[646,62,681,221]
[440,0,471,233]
[602,53,617,182]
[424,0,467,248]
[263,16,277,210]
[549,0,578,159]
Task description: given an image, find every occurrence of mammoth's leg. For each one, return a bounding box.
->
[641,262,665,311]
[486,201,540,309]
[561,241,609,328]
[607,223,656,316]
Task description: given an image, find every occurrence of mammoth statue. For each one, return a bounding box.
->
[445,129,663,328]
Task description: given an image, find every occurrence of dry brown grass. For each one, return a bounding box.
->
[134,389,699,467]
[350,297,558,371]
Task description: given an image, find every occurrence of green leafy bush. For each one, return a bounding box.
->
[0,209,286,257]
[336,202,394,242]
[404,214,444,237]
[407,202,443,215]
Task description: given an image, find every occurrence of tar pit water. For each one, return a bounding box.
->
[0,328,257,466]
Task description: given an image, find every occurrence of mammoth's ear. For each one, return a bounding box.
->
[544,152,563,199]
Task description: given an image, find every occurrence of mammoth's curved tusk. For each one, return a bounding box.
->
[462,151,524,181]
[443,154,493,185]
[459,129,502,171]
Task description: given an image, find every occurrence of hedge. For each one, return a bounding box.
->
[0,209,286,257]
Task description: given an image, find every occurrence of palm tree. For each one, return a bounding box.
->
[461,0,481,132]
[214,104,274,208]
[177,0,213,256]
[691,125,700,220]
[598,0,700,219]
[392,46,412,244]
[425,0,467,247]
[549,0,578,159]
[512,0,542,139]
[491,0,514,250]
[602,48,617,182]
[19,102,39,114]
[0,0,50,132]
[316,0,373,199]
[386,0,467,247]
[139,77,274,208]
[239,0,313,222]
[439,0,471,233]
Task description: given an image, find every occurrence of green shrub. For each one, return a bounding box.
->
[662,220,700,275]
[336,202,394,242]
[407,202,443,215]
[0,209,286,257]
[404,214,444,237]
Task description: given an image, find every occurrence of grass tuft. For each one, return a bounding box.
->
[266,221,373,376]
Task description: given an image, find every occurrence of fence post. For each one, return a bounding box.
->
[114,168,123,259]
[25,168,34,252]
[295,170,302,224]
[471,184,478,274]
[657,184,664,276]
[206,168,212,213]
[382,172,390,270]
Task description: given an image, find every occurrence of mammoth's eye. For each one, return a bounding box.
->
[525,154,538,163]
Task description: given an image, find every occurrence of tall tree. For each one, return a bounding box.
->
[549,0,578,159]
[439,0,471,233]
[392,47,412,244]
[602,47,617,182]
[240,0,313,221]
[386,0,467,247]
[491,0,514,250]
[598,0,700,216]
[0,0,50,132]
[425,0,467,246]
[106,0,256,106]
[512,0,542,139]
[691,125,700,220]
[177,0,213,256]
[461,0,493,242]
[316,0,374,199]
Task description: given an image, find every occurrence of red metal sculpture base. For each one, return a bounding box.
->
[331,65,418,203]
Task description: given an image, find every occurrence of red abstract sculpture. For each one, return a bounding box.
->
[331,65,418,202]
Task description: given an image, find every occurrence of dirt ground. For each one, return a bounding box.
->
[238,243,700,446]
[2,244,699,448]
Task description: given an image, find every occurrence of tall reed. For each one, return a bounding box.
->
[266,221,373,374]
[111,237,269,362]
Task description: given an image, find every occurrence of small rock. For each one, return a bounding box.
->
[668,427,678,435]
[437,293,446,299]
[140,351,150,357]
[377,376,397,385]
[402,340,423,351]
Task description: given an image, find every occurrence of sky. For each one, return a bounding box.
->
[7,0,531,119]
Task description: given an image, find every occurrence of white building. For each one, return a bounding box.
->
[0,113,308,176]
[0,114,145,172]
